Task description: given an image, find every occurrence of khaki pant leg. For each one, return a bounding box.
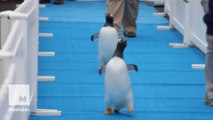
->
[107,0,125,31]
[206,36,213,91]
[123,0,139,33]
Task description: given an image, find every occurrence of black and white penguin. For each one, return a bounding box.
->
[91,13,119,72]
[104,38,136,114]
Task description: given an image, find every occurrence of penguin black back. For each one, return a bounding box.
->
[104,13,114,27]
[113,38,127,59]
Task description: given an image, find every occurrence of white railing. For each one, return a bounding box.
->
[156,0,207,53]
[189,0,207,53]
[0,0,39,119]
[0,0,61,119]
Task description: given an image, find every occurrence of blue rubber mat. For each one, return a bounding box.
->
[39,1,168,24]
[30,1,213,120]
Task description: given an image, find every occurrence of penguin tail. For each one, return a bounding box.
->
[127,64,138,72]
[91,32,99,41]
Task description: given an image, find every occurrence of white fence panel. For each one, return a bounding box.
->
[0,20,30,120]
[164,0,173,16]
[170,0,186,35]
[0,0,39,119]
[164,0,191,44]
[159,0,207,52]
[189,0,207,53]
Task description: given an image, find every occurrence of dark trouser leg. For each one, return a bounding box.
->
[123,0,139,34]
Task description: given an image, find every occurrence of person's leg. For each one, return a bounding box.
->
[205,35,213,105]
[201,0,213,105]
[201,0,209,13]
[107,0,125,31]
[123,0,139,37]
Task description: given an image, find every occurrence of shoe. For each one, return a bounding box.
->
[40,0,50,3]
[205,90,213,106]
[53,0,64,4]
[126,32,136,37]
[205,97,213,106]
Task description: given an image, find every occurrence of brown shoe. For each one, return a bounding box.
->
[127,32,136,37]
[205,97,213,106]
[53,0,64,4]
[40,0,50,3]
[205,90,213,106]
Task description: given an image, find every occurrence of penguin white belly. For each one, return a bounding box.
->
[98,27,119,66]
[105,57,133,110]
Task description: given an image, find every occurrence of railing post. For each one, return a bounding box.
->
[29,0,39,112]
[183,0,192,44]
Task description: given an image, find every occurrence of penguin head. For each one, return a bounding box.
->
[117,38,127,50]
[113,38,127,58]
[104,13,113,27]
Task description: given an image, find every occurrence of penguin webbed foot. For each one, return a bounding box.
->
[91,32,99,41]
[127,64,138,72]
[104,108,112,115]
[114,109,120,113]
[128,107,133,113]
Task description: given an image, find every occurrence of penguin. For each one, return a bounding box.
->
[104,38,136,114]
[99,64,138,75]
[91,13,119,73]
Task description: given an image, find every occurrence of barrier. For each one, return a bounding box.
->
[0,0,60,120]
[0,0,38,119]
[156,0,207,52]
[189,0,207,53]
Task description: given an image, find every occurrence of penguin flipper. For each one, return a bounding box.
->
[99,65,105,75]
[91,32,99,41]
[127,64,138,72]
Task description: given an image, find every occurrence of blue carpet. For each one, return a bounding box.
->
[30,1,213,120]
[39,1,168,24]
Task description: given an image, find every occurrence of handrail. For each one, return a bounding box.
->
[0,36,23,59]
[15,0,32,13]
[0,51,13,59]
[0,20,23,59]
[1,21,19,51]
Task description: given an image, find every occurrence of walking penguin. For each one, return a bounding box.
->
[104,38,136,114]
[91,13,119,73]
